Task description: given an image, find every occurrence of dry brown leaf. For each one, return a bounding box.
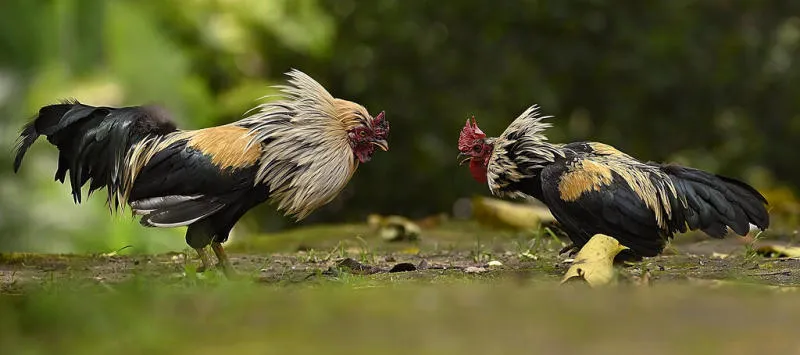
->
[471,196,555,230]
[561,234,628,287]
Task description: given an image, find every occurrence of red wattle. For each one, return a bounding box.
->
[469,159,488,184]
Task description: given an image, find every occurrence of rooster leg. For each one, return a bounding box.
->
[194,247,213,273]
[211,242,236,277]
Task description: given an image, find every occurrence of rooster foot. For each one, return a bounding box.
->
[194,247,213,273]
[211,242,237,278]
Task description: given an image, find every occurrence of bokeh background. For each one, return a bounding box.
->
[1,0,799,253]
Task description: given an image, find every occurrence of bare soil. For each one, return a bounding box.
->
[2,222,798,293]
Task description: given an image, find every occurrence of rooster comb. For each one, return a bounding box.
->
[373,111,389,138]
[458,116,486,151]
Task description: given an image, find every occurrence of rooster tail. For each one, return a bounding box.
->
[661,164,770,237]
[13,103,74,173]
[13,100,177,206]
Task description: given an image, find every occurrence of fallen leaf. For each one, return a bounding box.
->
[755,244,800,258]
[561,234,628,287]
[487,260,503,267]
[471,196,555,230]
[367,214,422,242]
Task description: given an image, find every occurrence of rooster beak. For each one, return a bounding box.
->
[371,139,389,151]
[457,152,472,166]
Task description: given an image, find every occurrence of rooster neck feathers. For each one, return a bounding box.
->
[486,105,564,198]
[234,69,373,220]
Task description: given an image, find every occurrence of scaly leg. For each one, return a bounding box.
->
[194,247,213,273]
[211,242,236,277]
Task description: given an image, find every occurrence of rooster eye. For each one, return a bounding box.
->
[473,145,482,152]
[359,130,367,138]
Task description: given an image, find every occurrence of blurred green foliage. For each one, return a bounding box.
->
[1,0,799,252]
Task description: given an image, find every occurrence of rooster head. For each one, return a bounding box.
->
[457,116,493,183]
[347,110,389,164]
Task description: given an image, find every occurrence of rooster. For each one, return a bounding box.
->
[13,69,390,275]
[457,105,769,258]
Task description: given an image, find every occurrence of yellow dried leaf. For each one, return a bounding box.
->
[471,196,555,230]
[561,234,628,287]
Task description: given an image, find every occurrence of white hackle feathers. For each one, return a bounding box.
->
[487,104,564,197]
[236,69,366,220]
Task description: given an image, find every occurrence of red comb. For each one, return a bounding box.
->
[373,110,389,137]
[375,111,386,125]
[458,116,485,151]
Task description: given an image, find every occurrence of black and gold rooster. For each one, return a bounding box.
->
[458,105,769,258]
[13,69,389,275]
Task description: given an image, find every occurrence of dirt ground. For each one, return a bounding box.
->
[2,221,799,293]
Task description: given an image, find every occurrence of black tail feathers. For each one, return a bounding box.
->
[12,100,177,205]
[661,164,770,238]
[13,121,40,173]
[13,101,76,173]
